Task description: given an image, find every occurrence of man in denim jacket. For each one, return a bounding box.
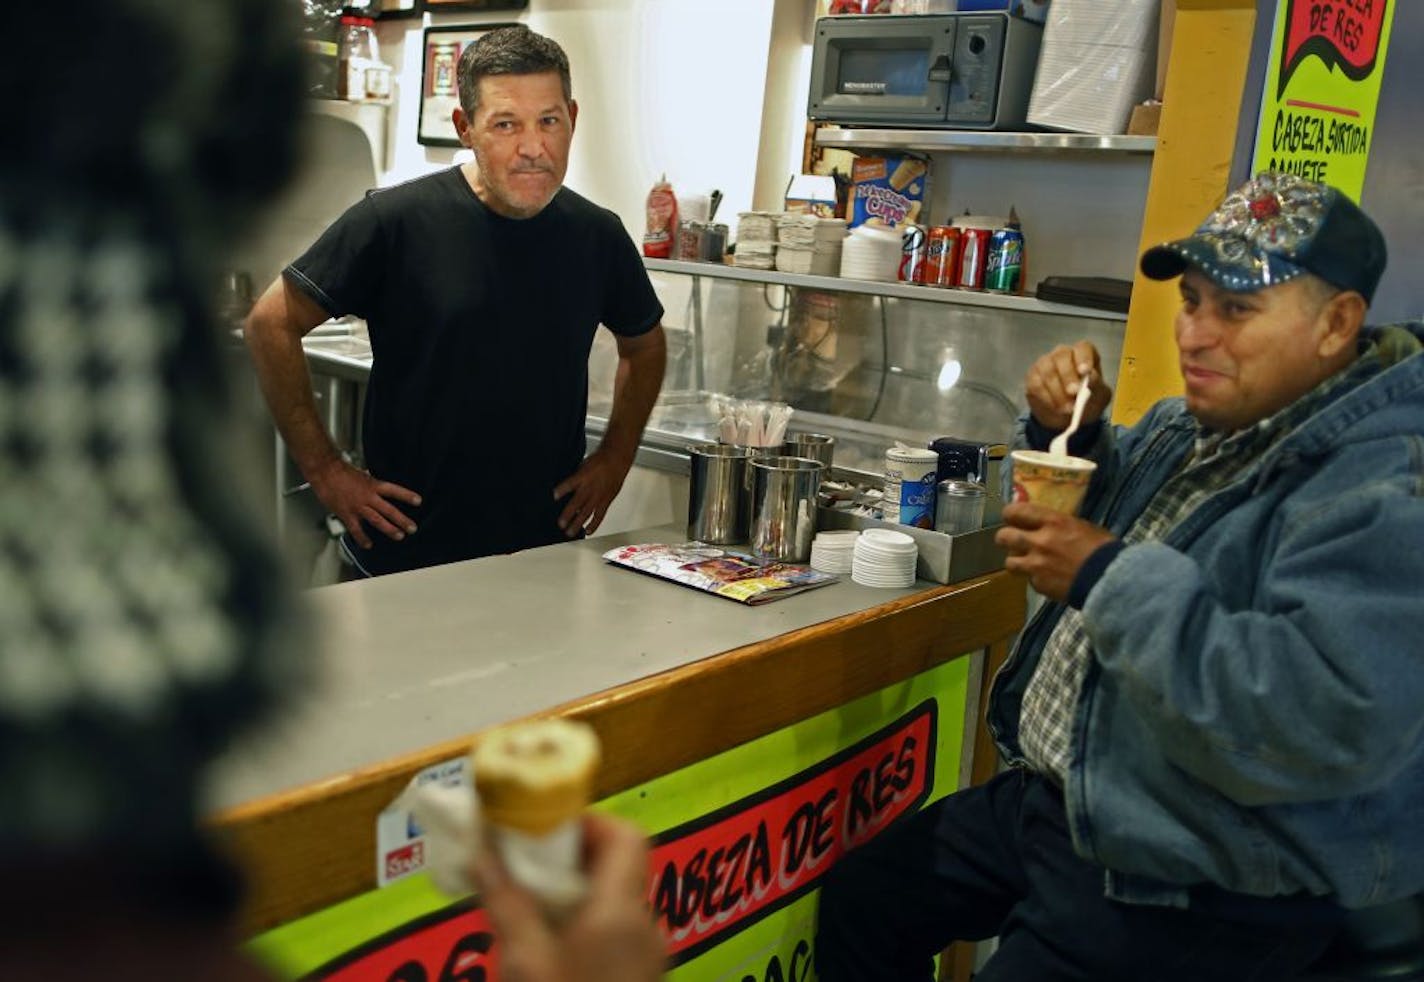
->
[817,173,1424,981]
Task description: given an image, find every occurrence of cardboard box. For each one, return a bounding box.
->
[1156,0,1175,101]
[848,155,929,228]
[1026,0,1160,134]
[1127,101,1162,135]
[784,174,839,218]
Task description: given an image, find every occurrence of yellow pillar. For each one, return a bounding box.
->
[1114,0,1259,425]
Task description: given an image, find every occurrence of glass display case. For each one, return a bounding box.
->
[587,258,1128,478]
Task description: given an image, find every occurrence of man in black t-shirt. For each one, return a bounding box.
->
[244,25,666,577]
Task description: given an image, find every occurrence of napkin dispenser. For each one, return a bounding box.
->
[931,437,1007,524]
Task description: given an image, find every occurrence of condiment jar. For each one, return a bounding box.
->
[935,479,986,536]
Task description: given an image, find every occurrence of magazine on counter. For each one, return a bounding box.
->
[602,543,838,605]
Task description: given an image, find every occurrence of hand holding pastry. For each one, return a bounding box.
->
[472,812,666,982]
[472,718,602,917]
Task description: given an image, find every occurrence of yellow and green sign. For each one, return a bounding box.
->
[249,658,972,981]
[1251,0,1396,200]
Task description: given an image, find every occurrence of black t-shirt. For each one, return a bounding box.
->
[285,168,663,575]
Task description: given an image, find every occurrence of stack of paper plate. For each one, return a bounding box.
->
[852,528,918,588]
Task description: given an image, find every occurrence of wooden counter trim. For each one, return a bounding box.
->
[215,572,1026,934]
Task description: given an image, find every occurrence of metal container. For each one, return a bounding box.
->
[935,479,987,535]
[687,443,751,544]
[782,432,836,469]
[701,223,729,262]
[931,437,1007,524]
[749,456,825,562]
[677,220,706,261]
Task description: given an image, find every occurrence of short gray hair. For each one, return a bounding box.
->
[457,25,572,119]
[1295,272,1343,311]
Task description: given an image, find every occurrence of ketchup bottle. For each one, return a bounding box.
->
[643,174,678,258]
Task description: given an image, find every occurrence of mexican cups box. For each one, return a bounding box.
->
[849,155,929,228]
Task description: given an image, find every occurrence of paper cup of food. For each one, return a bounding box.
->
[1010,449,1097,515]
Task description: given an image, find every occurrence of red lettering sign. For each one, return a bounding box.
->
[647,701,937,966]
[304,702,939,978]
[1279,0,1388,97]
[309,902,499,982]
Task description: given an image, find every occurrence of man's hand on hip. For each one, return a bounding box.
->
[996,502,1116,602]
[309,458,421,550]
[554,447,634,538]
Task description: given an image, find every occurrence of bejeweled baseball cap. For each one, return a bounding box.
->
[1140,172,1387,303]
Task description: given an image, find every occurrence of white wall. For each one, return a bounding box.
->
[230,0,806,297]
[376,0,799,241]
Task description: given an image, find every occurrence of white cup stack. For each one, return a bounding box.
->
[852,528,919,587]
[809,530,860,574]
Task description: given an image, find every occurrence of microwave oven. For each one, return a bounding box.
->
[808,13,1042,130]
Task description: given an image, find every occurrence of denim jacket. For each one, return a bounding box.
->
[988,323,1424,910]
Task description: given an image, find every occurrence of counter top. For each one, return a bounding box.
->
[212,521,1026,934]
[207,523,931,812]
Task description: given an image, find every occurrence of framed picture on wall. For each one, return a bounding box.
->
[418,22,521,146]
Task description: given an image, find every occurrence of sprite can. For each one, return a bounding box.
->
[986,226,1025,294]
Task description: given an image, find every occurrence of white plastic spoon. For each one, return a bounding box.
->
[1049,375,1092,460]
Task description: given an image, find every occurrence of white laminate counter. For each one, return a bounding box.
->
[207,524,929,812]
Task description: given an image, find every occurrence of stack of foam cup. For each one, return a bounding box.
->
[734,212,778,269]
[809,529,859,574]
[851,528,918,587]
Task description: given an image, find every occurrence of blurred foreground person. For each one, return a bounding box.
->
[0,2,309,978]
[817,173,1424,981]
[0,3,662,980]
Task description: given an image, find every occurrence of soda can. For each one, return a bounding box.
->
[898,223,928,284]
[924,226,961,287]
[958,227,990,290]
[986,226,1025,293]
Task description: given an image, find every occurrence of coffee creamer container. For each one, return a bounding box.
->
[883,446,939,529]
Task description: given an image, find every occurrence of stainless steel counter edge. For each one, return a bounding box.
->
[206,522,935,812]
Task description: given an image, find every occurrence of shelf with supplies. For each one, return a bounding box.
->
[643,257,1126,323]
[813,128,1156,156]
[621,258,1130,475]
